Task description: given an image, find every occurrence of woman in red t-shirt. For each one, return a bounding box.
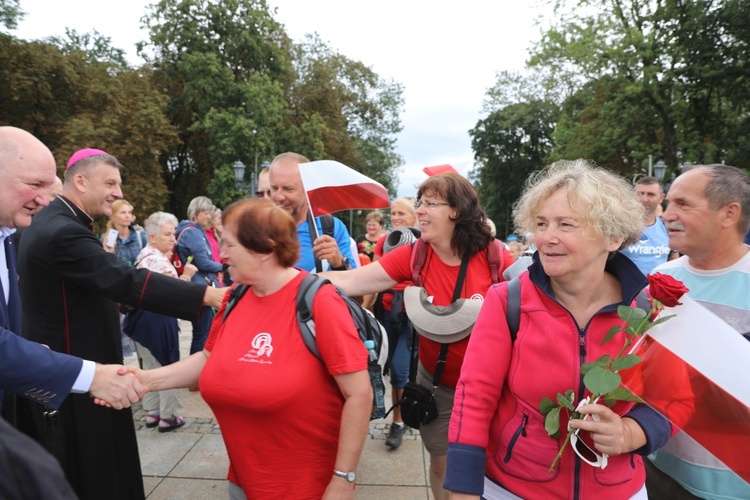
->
[128,200,372,499]
[371,196,419,450]
[321,174,513,500]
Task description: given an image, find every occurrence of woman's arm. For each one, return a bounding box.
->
[320,261,397,297]
[323,370,372,499]
[137,350,209,392]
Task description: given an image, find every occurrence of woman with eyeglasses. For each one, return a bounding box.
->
[444,160,673,499]
[321,173,515,500]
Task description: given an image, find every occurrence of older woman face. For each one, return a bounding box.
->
[534,189,620,281]
[211,209,223,234]
[150,222,176,256]
[221,221,267,284]
[365,220,382,237]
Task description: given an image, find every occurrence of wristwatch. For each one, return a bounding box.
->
[330,257,351,271]
[333,469,356,483]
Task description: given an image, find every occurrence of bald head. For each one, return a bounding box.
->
[0,127,57,228]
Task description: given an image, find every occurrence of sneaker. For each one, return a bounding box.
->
[386,422,406,449]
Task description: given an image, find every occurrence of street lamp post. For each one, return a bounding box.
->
[233,160,247,193]
[653,160,667,182]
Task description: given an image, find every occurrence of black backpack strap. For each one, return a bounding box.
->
[311,214,335,273]
[222,284,249,322]
[506,277,521,343]
[320,214,334,237]
[296,274,329,360]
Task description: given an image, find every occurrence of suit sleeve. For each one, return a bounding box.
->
[52,224,206,321]
[0,326,82,410]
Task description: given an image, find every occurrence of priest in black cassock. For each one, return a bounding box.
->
[17,149,227,500]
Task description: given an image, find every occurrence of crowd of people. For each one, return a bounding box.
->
[0,125,748,499]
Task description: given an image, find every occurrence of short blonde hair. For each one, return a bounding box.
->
[390,196,417,225]
[514,159,644,249]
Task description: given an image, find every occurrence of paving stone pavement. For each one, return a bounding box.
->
[129,320,434,499]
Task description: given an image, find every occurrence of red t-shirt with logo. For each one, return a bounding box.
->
[200,271,367,498]
[378,243,513,387]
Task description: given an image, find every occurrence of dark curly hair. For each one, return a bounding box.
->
[417,174,492,259]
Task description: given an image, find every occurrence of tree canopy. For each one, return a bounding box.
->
[1,0,404,230]
[472,0,750,235]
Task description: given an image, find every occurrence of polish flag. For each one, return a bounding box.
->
[423,164,459,177]
[620,296,750,483]
[298,160,391,216]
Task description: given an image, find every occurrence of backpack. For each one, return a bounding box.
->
[313,214,335,273]
[502,277,650,342]
[223,274,389,421]
[171,225,197,276]
[410,237,504,287]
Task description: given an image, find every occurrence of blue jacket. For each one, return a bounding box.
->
[175,221,223,286]
[111,227,147,267]
[0,233,81,411]
[296,216,357,272]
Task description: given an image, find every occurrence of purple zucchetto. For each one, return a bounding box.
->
[66,148,109,169]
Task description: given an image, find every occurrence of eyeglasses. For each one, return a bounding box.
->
[255,190,271,198]
[569,396,609,468]
[414,199,450,210]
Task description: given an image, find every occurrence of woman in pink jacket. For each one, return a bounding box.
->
[445,160,672,499]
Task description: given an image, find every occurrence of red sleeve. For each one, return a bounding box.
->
[373,235,386,257]
[311,285,368,375]
[377,243,412,282]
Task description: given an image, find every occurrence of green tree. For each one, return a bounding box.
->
[0,0,23,30]
[141,0,295,214]
[291,34,404,197]
[470,98,558,237]
[530,0,750,176]
[0,33,176,226]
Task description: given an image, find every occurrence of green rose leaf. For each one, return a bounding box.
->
[564,389,575,405]
[540,397,558,416]
[643,314,675,331]
[544,407,561,437]
[611,354,642,371]
[618,304,647,322]
[604,386,645,404]
[557,392,574,411]
[581,354,610,374]
[583,366,621,395]
[602,325,622,345]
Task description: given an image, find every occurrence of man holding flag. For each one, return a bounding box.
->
[646,164,750,499]
[268,152,358,272]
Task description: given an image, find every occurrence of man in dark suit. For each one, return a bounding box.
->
[17,146,227,499]
[0,127,146,412]
[0,126,147,498]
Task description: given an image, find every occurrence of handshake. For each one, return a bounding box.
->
[89,363,153,409]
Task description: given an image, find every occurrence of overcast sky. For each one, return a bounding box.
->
[13,0,547,197]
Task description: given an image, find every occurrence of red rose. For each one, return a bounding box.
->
[647,273,690,307]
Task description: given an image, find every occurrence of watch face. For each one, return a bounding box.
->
[345,471,356,482]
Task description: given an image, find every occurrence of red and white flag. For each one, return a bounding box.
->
[423,164,459,177]
[620,296,750,483]
[298,160,390,217]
